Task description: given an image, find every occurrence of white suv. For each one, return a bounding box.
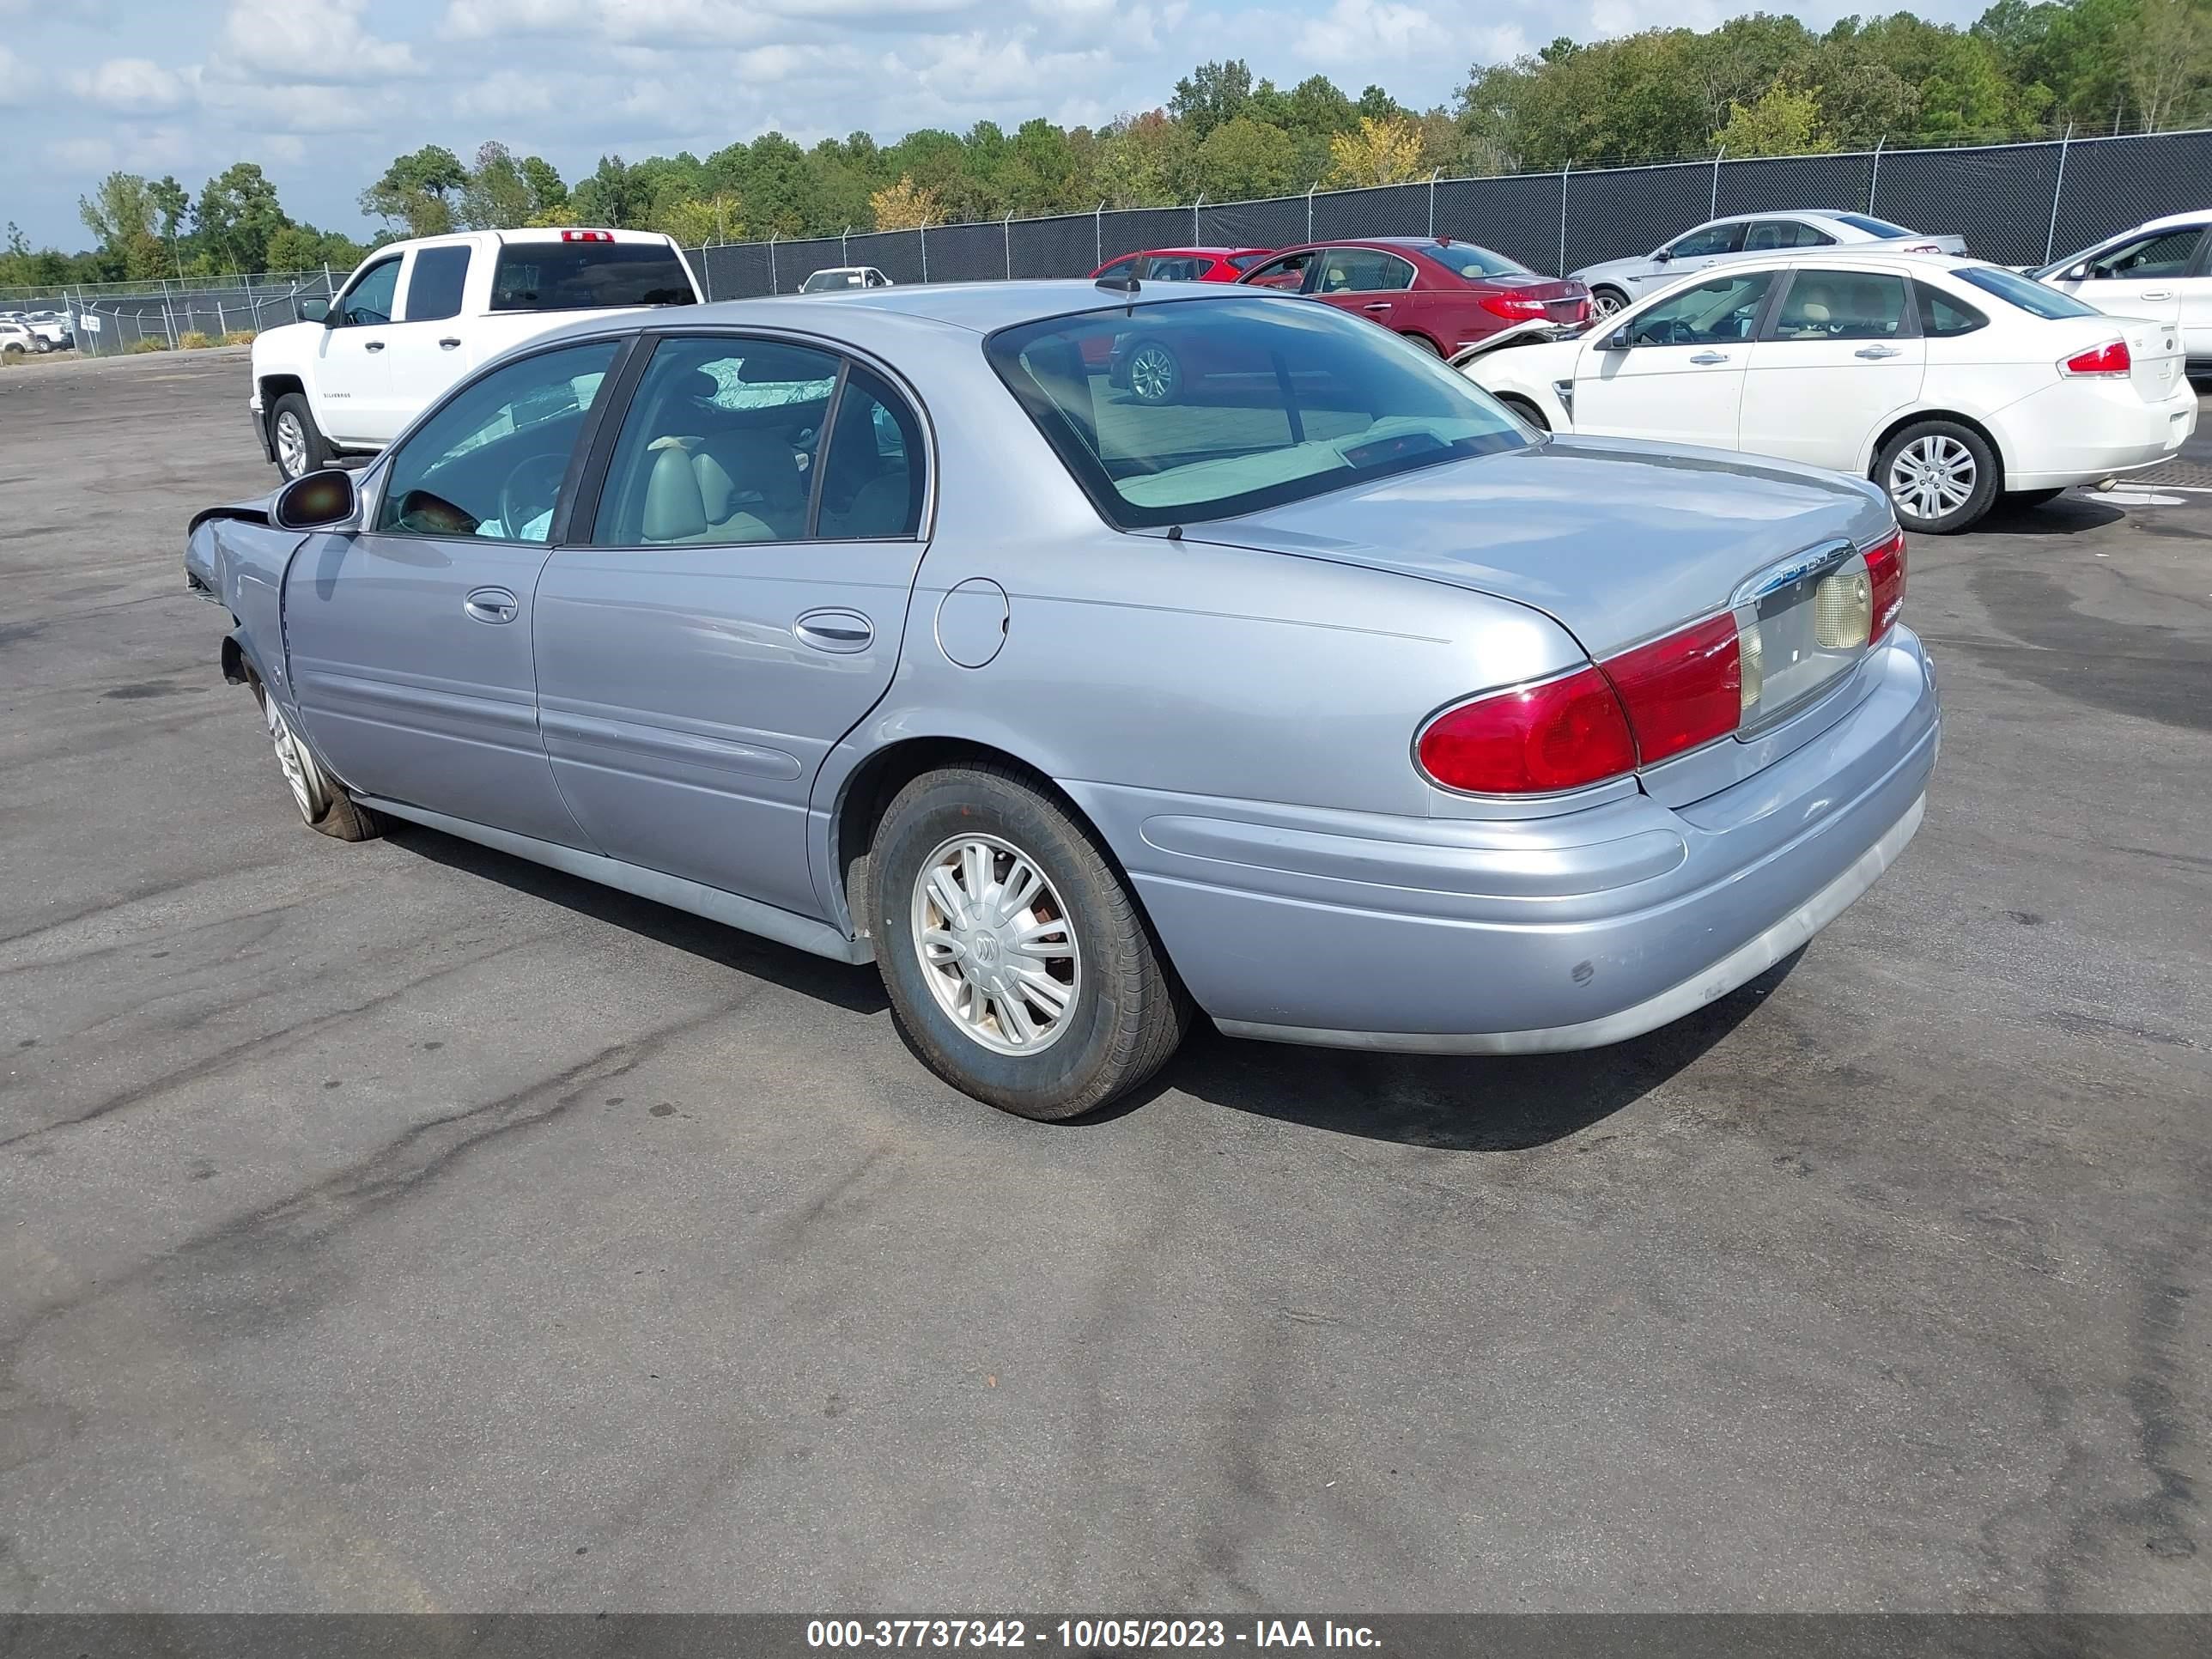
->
[249,228,703,479]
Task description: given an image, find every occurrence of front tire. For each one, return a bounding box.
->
[1878,419,2000,534]
[1498,393,1551,433]
[269,392,332,482]
[1121,339,1182,405]
[251,678,379,842]
[870,764,1189,1120]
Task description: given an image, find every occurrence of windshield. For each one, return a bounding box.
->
[1835,214,1915,239]
[985,295,1530,529]
[801,270,862,292]
[489,243,697,311]
[1419,241,1527,279]
[1956,265,2105,320]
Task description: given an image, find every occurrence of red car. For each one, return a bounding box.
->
[1237,237,1589,358]
[1089,246,1274,284]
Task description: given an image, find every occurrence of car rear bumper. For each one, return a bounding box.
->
[1071,627,1939,1053]
[1995,378,2197,489]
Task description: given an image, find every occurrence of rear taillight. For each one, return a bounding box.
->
[2061,339,2130,378]
[1480,293,1550,321]
[562,229,615,243]
[1417,613,1752,794]
[1416,667,1637,794]
[1863,528,1906,641]
[1599,614,1743,768]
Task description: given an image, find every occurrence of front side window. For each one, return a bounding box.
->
[1770,270,1910,340]
[375,340,620,541]
[1622,270,1777,346]
[1146,255,1208,282]
[1915,281,1987,337]
[337,257,401,326]
[1226,252,1274,272]
[489,241,696,312]
[592,337,841,546]
[1094,257,1139,283]
[1665,222,1745,259]
[1958,265,2105,319]
[404,246,471,322]
[2082,228,2203,280]
[986,295,1528,531]
[1241,250,1316,290]
[1313,249,1416,294]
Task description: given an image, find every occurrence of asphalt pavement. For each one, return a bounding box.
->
[1,350,2207,1613]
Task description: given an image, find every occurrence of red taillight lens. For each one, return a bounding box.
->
[1480,292,1550,320]
[1600,613,1742,768]
[562,229,615,243]
[1417,666,1637,794]
[1863,528,1906,641]
[2061,339,2130,377]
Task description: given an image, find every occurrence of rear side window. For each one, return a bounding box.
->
[489,242,697,312]
[404,246,471,322]
[1915,281,1987,337]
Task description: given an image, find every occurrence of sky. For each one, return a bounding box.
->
[0,0,1991,251]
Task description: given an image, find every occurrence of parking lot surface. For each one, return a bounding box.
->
[2,352,2207,1612]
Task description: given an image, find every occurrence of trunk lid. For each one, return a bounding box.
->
[1186,434,1895,660]
[2119,309,2187,403]
[1490,274,1591,327]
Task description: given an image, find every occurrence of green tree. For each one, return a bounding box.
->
[194,162,291,273]
[568,155,652,228]
[1712,79,1833,154]
[461,142,537,229]
[361,145,468,237]
[1191,115,1297,200]
[518,155,568,215]
[2118,0,2212,130]
[1322,114,1429,185]
[1170,59,1254,142]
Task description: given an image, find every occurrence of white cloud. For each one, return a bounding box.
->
[216,0,422,84]
[45,125,191,173]
[72,58,190,113]
[0,43,33,106]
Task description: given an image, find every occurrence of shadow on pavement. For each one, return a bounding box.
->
[1978,495,2125,535]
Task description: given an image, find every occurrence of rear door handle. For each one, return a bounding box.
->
[2139,289,2174,300]
[363,340,385,352]
[1687,350,1730,365]
[1363,301,1392,313]
[1855,345,1903,359]
[439,337,461,349]
[464,586,520,624]
[793,608,873,653]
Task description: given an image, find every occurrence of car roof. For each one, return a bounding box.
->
[1116,246,1265,258]
[2125,210,2212,233]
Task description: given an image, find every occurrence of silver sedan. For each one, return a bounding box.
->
[186,281,1939,1119]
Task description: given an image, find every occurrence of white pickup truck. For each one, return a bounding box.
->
[249,228,702,479]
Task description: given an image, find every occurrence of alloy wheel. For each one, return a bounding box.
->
[1590,290,1625,319]
[1888,434,1976,523]
[1127,343,1176,404]
[274,410,308,479]
[909,833,1081,1056]
[264,692,324,823]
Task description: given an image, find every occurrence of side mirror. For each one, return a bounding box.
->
[1596,326,1632,351]
[297,296,331,325]
[1651,247,1673,263]
[274,468,357,532]
[2068,264,2091,282]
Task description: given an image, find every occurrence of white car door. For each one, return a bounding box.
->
[1740,267,1926,471]
[2045,223,2209,356]
[314,252,405,446]
[1573,268,1780,450]
[1632,220,1747,295]
[376,242,477,439]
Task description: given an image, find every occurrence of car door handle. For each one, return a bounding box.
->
[793,609,873,653]
[439,337,461,349]
[363,340,385,352]
[1855,345,1903,359]
[2139,289,2175,300]
[1687,350,1730,365]
[1363,301,1392,313]
[464,587,520,624]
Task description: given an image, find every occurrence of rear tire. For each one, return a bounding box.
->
[1401,331,1443,355]
[1590,286,1629,319]
[269,392,332,482]
[1877,418,2000,535]
[2003,487,2066,508]
[870,764,1189,1121]
[251,678,379,842]
[1121,339,1182,405]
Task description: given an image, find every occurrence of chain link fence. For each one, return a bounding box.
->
[12,127,2207,349]
[682,126,2212,301]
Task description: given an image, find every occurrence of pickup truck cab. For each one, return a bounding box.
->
[250,228,701,479]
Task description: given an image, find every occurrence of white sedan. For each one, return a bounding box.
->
[1461,252,2197,534]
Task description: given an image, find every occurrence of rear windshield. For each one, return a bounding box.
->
[1227,252,1274,271]
[1418,241,1528,279]
[489,243,697,312]
[1834,214,1915,239]
[1956,266,2104,319]
[985,295,1528,530]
